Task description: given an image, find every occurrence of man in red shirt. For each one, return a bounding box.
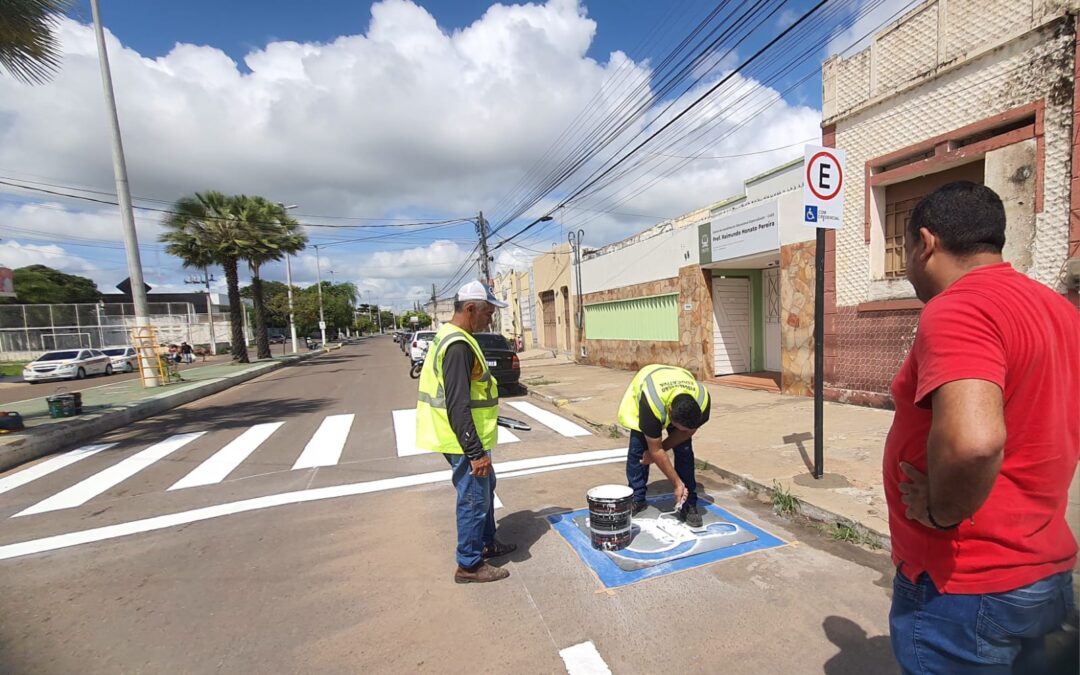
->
[884,181,1078,673]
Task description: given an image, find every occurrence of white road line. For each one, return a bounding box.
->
[560,641,612,675]
[168,423,284,491]
[393,409,519,458]
[14,433,205,517]
[292,414,354,470]
[506,401,591,437]
[0,447,626,561]
[0,444,116,496]
[493,492,503,509]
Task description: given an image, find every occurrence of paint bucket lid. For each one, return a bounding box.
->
[587,484,633,500]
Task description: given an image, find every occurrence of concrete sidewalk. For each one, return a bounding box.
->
[0,346,341,472]
[516,351,1078,552]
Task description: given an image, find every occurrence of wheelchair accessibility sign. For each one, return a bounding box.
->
[548,496,786,588]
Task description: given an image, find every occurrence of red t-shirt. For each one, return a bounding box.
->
[884,263,1080,594]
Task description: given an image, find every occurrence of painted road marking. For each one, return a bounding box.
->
[0,448,626,561]
[292,414,354,470]
[0,444,116,496]
[507,401,591,437]
[493,492,503,509]
[169,423,284,490]
[559,641,612,675]
[393,409,519,458]
[14,433,206,517]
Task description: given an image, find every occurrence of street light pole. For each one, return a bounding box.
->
[278,203,300,354]
[90,0,158,387]
[315,244,326,345]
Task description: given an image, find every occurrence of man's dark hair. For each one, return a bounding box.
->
[670,393,703,429]
[907,181,1006,256]
[454,299,466,312]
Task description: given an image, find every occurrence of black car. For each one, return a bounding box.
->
[473,333,520,391]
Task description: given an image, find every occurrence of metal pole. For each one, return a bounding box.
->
[91,0,158,386]
[204,269,217,355]
[814,227,825,479]
[285,255,298,353]
[315,245,326,345]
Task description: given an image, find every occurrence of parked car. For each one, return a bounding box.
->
[473,333,520,390]
[410,331,436,361]
[22,349,113,383]
[400,331,415,354]
[268,333,286,345]
[101,346,138,372]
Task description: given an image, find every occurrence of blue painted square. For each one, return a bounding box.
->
[548,499,786,589]
[804,205,818,222]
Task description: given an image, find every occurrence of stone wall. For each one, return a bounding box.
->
[780,241,816,396]
[579,265,714,379]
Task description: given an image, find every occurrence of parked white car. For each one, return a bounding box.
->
[22,349,113,383]
[410,331,436,361]
[102,346,138,373]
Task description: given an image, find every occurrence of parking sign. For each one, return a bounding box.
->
[803,145,845,229]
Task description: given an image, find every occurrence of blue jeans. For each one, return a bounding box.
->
[445,453,496,569]
[890,568,1074,674]
[626,430,696,506]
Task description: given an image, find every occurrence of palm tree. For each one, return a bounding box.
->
[0,0,69,85]
[236,197,307,359]
[160,191,250,363]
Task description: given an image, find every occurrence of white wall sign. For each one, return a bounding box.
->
[698,201,778,265]
[803,145,846,229]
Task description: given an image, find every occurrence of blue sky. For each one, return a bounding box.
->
[0,0,900,307]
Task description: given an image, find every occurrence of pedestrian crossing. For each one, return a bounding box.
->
[1,402,594,519]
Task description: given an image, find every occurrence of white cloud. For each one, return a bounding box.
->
[0,0,824,305]
[0,240,100,276]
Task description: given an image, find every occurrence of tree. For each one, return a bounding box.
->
[161,191,250,363]
[236,197,307,359]
[241,280,289,329]
[399,311,432,329]
[0,0,69,85]
[2,265,101,304]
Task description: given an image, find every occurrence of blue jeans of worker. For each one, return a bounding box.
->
[890,568,1074,674]
[444,453,496,569]
[626,430,696,506]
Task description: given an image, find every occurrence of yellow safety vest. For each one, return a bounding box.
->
[617,364,709,432]
[415,323,500,454]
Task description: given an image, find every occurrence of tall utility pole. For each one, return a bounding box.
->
[185,270,217,355]
[91,0,158,387]
[476,211,492,285]
[315,245,326,345]
[278,203,299,354]
[430,284,437,327]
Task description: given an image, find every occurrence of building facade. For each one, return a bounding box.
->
[821,0,1079,406]
[577,159,820,395]
[492,270,534,350]
[531,244,579,354]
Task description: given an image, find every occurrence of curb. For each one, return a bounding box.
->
[521,382,892,552]
[0,346,337,473]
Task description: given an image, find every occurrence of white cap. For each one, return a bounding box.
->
[456,280,507,308]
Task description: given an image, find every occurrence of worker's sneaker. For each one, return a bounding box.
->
[481,539,517,560]
[631,501,649,516]
[454,562,510,584]
[678,504,703,528]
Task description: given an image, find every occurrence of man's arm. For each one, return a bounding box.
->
[442,342,487,468]
[900,379,1006,527]
[637,394,687,503]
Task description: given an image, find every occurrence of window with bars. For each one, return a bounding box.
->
[883,197,920,278]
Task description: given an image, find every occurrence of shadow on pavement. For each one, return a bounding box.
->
[822,616,898,675]
[494,506,572,564]
[117,397,336,434]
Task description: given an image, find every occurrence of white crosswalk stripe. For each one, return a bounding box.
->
[506,401,592,437]
[392,409,519,458]
[14,433,206,517]
[169,422,284,491]
[0,444,116,496]
[291,414,354,470]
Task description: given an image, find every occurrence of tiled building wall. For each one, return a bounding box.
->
[830,307,921,407]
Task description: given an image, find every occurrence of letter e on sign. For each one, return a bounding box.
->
[803,145,846,230]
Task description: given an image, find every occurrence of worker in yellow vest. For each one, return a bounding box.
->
[415,280,516,584]
[618,365,711,527]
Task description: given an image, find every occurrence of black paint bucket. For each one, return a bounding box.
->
[587,484,634,551]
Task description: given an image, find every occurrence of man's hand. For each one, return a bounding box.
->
[898,462,933,528]
[470,454,492,478]
[673,481,688,509]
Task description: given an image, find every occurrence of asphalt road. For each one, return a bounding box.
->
[0,337,901,674]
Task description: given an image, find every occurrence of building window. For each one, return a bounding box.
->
[584,293,679,341]
[883,197,920,278]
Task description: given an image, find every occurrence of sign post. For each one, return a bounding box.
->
[803,145,845,480]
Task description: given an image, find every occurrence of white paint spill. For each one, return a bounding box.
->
[0,444,116,496]
[506,401,591,437]
[559,641,612,675]
[15,433,205,517]
[393,408,519,457]
[0,447,627,561]
[169,422,283,490]
[292,414,354,470]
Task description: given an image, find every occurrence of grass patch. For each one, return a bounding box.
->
[771,481,801,517]
[823,522,882,550]
[523,378,558,386]
[606,425,623,439]
[0,362,26,377]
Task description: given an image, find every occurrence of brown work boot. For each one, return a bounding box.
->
[454,562,510,584]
